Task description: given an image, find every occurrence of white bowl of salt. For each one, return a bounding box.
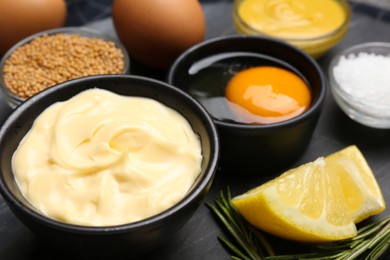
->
[329,42,390,129]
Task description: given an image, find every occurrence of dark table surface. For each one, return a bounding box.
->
[1,1,390,259]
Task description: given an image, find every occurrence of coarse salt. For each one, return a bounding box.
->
[333,52,390,108]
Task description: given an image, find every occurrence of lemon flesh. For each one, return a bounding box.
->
[232,145,386,242]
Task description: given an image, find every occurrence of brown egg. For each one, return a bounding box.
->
[112,0,206,70]
[0,0,67,56]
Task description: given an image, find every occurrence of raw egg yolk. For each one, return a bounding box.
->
[225,66,311,124]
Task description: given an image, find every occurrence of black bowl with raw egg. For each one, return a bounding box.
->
[168,35,327,174]
[0,75,219,258]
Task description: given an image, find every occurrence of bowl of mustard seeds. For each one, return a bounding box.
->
[0,27,130,109]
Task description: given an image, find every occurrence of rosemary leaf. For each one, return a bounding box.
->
[367,219,390,247]
[354,216,390,240]
[231,257,246,260]
[218,236,252,260]
[343,239,372,260]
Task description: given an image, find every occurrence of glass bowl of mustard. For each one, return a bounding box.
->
[233,0,351,58]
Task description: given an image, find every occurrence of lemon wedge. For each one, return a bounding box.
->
[232,145,386,242]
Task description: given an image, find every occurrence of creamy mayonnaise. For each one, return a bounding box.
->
[12,89,202,226]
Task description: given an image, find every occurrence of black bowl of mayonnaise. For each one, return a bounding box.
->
[0,75,219,258]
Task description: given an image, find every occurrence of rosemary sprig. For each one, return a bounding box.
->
[207,189,390,260]
[206,189,275,260]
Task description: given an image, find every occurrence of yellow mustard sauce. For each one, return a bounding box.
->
[235,0,350,57]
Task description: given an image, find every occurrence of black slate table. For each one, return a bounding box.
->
[1,1,390,259]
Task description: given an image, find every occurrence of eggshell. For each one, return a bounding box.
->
[0,0,67,55]
[112,0,206,69]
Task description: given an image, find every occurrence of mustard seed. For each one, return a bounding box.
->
[3,33,125,99]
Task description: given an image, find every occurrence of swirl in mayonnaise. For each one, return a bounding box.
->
[12,89,202,226]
